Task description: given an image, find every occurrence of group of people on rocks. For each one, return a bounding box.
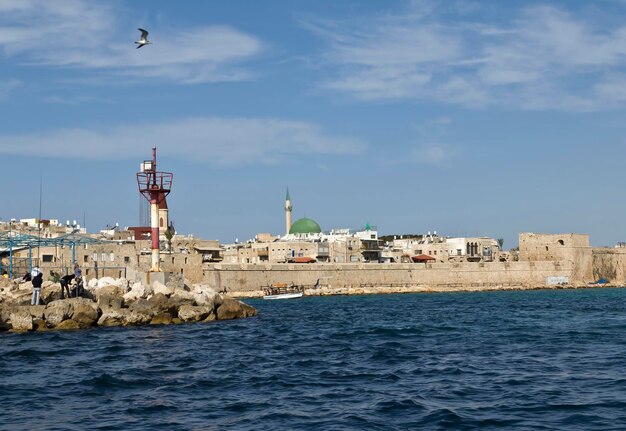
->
[28,264,83,305]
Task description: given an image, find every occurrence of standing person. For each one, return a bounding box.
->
[31,271,43,305]
[73,264,83,298]
[59,274,75,299]
[74,264,82,281]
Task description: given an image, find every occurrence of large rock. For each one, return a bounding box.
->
[127,299,154,325]
[40,284,61,304]
[216,297,258,320]
[98,294,124,311]
[124,310,153,326]
[71,304,99,328]
[9,310,33,331]
[147,293,173,315]
[153,281,174,297]
[44,300,73,327]
[98,310,128,327]
[33,318,48,331]
[94,285,126,303]
[123,282,150,302]
[27,305,46,320]
[97,277,119,288]
[150,312,173,325]
[56,319,80,330]
[178,305,210,322]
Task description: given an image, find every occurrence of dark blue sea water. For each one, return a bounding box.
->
[2,288,626,430]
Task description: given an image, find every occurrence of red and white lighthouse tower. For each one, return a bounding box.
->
[137,147,173,272]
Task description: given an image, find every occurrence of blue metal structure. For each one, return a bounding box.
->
[0,231,104,278]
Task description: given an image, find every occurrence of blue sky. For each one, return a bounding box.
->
[2,0,626,247]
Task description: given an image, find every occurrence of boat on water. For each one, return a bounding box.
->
[263,283,304,300]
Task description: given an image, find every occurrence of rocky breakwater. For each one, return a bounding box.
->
[0,277,257,332]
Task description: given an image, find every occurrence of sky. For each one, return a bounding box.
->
[2,0,626,248]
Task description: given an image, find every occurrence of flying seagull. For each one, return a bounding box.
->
[135,28,151,49]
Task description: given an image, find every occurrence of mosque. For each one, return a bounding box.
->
[219,189,382,264]
[284,188,322,237]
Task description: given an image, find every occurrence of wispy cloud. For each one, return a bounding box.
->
[307,2,626,111]
[411,143,457,165]
[0,0,262,83]
[0,117,365,166]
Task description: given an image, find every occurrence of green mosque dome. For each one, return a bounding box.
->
[289,217,322,235]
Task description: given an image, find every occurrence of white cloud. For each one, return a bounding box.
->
[309,3,626,111]
[0,117,365,166]
[0,0,262,83]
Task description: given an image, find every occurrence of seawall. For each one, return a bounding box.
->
[202,261,579,297]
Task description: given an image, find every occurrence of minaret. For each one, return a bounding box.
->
[285,187,292,236]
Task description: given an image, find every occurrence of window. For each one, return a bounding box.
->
[101,253,107,262]
[84,255,89,263]
[42,254,53,263]
[109,253,115,262]
[124,256,130,264]
[558,240,564,246]
[93,253,98,262]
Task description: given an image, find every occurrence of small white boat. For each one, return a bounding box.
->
[262,284,304,300]
[263,292,303,300]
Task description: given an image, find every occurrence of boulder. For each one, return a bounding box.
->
[71,304,99,328]
[202,312,216,322]
[27,305,46,320]
[33,318,48,331]
[127,299,154,325]
[171,289,195,302]
[147,293,173,315]
[123,282,149,302]
[98,310,128,327]
[98,294,124,311]
[9,310,33,331]
[153,280,174,297]
[150,313,173,325]
[178,305,210,322]
[44,300,73,327]
[94,285,125,303]
[56,319,80,330]
[216,297,258,320]
[40,284,61,304]
[97,277,119,288]
[124,310,153,326]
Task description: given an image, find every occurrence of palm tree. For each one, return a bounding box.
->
[165,221,175,252]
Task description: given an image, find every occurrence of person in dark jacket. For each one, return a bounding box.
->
[59,274,75,299]
[31,272,43,305]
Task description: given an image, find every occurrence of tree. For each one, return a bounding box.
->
[165,221,175,252]
[497,238,504,250]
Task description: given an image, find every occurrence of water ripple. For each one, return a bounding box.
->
[2,288,626,430]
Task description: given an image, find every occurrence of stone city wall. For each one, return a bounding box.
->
[200,261,578,297]
[592,248,626,283]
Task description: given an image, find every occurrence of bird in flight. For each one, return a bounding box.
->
[135,28,151,49]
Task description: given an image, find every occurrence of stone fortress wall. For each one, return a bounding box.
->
[201,260,577,297]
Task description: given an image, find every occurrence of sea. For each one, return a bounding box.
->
[1,288,626,430]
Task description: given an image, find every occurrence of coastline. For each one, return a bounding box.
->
[232,283,622,299]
